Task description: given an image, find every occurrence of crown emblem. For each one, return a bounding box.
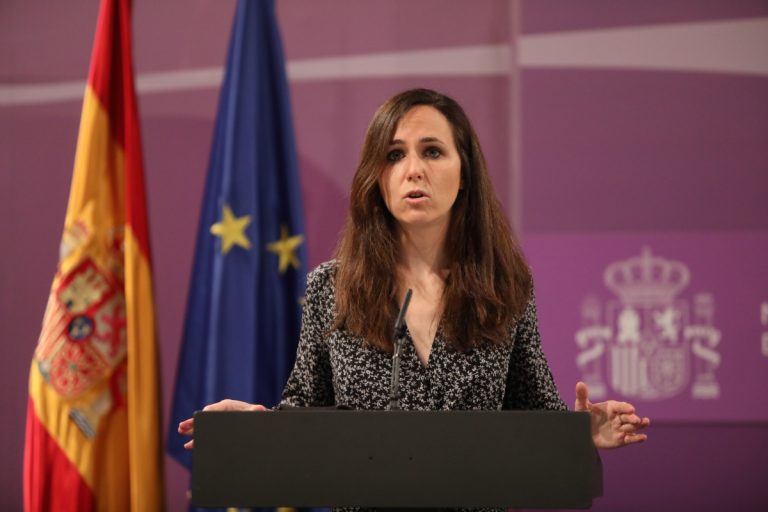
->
[603,247,689,306]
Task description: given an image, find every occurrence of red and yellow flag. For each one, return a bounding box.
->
[23,0,164,510]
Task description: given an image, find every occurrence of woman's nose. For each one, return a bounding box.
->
[404,156,424,181]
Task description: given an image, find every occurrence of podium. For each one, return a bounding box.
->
[191,409,599,509]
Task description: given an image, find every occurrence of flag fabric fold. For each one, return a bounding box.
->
[167,0,308,479]
[23,0,164,511]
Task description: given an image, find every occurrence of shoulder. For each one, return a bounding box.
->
[306,259,338,291]
[511,277,537,325]
[523,281,538,318]
[304,259,339,307]
[301,260,338,332]
[507,278,539,341]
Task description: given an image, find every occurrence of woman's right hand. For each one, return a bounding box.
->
[177,399,269,450]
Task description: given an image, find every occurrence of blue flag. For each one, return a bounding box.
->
[168,0,307,472]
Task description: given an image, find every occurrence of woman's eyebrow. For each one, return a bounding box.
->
[388,136,445,145]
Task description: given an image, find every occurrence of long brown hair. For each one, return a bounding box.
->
[333,88,532,352]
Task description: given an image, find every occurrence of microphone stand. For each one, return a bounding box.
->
[388,288,412,411]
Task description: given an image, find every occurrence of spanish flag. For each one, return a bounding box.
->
[23,0,164,510]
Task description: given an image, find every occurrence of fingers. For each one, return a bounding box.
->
[611,401,636,415]
[617,411,651,429]
[202,399,232,412]
[617,413,639,428]
[178,400,268,451]
[621,432,648,445]
[574,381,590,411]
[618,422,644,433]
[201,400,227,412]
[202,399,266,412]
[617,412,650,426]
[179,417,195,449]
[618,413,641,425]
[178,418,194,435]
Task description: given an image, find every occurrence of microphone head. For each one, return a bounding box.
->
[393,288,413,338]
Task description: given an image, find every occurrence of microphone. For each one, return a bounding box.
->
[388,288,412,411]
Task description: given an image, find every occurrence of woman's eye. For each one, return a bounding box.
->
[425,147,441,158]
[386,150,404,162]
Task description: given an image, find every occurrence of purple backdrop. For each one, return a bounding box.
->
[2,0,767,510]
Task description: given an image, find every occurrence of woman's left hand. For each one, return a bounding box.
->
[574,381,651,449]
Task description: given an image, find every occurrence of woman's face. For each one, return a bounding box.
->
[378,105,462,232]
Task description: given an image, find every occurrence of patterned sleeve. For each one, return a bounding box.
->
[279,262,336,407]
[503,287,568,411]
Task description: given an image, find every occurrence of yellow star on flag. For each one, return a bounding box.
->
[267,224,304,273]
[210,204,252,254]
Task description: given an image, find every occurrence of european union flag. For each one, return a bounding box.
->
[167,0,307,475]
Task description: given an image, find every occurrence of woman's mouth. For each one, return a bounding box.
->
[404,190,428,202]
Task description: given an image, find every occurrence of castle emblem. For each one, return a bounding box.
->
[575,247,721,401]
[35,258,127,399]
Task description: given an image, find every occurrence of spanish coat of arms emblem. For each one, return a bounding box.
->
[575,248,721,401]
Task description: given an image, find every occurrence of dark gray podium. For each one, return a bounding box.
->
[191,409,598,509]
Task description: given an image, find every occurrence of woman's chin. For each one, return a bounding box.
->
[395,214,449,231]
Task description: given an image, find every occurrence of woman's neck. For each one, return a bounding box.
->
[396,223,449,348]
[396,221,449,281]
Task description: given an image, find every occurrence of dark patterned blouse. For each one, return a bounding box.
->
[280,260,568,511]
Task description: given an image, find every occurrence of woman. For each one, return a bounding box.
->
[180,88,649,460]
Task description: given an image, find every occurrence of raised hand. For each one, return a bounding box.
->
[574,381,650,449]
[177,399,269,450]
